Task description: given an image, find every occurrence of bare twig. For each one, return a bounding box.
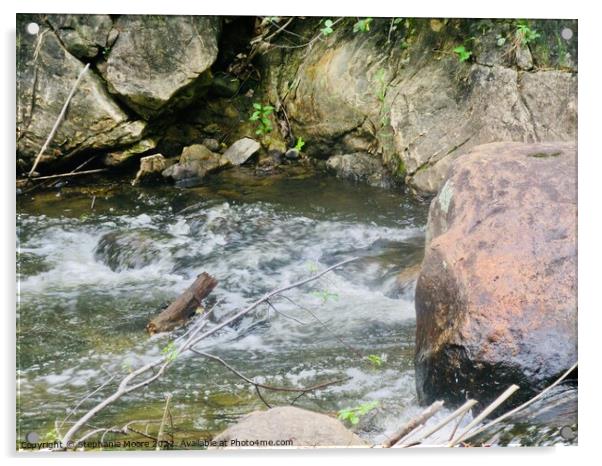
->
[448,385,519,446]
[21,168,108,182]
[399,399,477,447]
[156,393,172,450]
[382,400,444,448]
[29,63,90,176]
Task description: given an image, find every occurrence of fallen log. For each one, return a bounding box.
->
[146,272,218,335]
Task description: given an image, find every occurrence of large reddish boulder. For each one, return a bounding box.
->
[414,142,577,407]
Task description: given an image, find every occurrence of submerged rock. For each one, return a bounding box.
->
[212,407,368,448]
[94,229,165,271]
[415,141,577,407]
[222,137,260,166]
[103,15,220,118]
[326,153,391,188]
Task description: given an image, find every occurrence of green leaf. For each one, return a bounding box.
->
[453,45,472,62]
[366,354,384,367]
[253,102,262,110]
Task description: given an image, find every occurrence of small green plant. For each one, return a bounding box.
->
[161,341,178,363]
[294,136,305,152]
[496,33,506,47]
[453,45,472,63]
[337,400,379,425]
[321,19,335,36]
[366,354,384,367]
[249,103,274,136]
[353,18,373,33]
[311,289,339,303]
[374,68,387,102]
[515,21,541,45]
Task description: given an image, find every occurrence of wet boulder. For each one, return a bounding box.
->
[103,15,220,118]
[415,142,577,407]
[94,229,165,271]
[212,407,368,448]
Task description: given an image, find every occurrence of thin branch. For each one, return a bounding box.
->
[191,349,348,394]
[155,393,172,450]
[449,384,519,446]
[29,63,90,176]
[382,400,444,448]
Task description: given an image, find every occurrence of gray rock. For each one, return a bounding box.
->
[104,16,220,118]
[515,45,534,70]
[47,14,112,59]
[104,138,157,166]
[162,144,229,182]
[284,148,300,160]
[201,138,221,152]
[16,17,145,167]
[212,407,368,448]
[222,138,260,165]
[132,154,168,186]
[326,153,391,188]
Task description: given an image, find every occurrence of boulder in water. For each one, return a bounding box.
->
[94,229,164,271]
[415,141,577,407]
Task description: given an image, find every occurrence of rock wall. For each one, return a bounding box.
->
[16,16,577,195]
[259,18,577,193]
[16,14,220,170]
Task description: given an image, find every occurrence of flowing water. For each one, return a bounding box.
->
[16,166,577,448]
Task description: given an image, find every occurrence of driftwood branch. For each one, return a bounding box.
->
[147,272,218,334]
[28,63,90,176]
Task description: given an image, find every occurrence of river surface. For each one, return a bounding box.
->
[16,167,576,448]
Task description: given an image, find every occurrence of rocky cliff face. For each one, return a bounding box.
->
[259,18,577,193]
[16,14,220,170]
[16,16,577,195]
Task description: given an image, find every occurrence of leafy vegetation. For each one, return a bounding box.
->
[374,68,387,102]
[516,21,541,45]
[161,341,178,363]
[320,19,335,36]
[337,400,379,425]
[294,136,305,152]
[249,103,274,136]
[353,18,373,33]
[366,354,384,367]
[453,45,472,62]
[311,289,339,303]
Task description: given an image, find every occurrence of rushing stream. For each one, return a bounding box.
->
[17,167,576,448]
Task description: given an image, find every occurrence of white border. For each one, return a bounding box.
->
[2,1,599,465]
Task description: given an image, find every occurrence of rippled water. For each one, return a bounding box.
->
[16,167,576,448]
